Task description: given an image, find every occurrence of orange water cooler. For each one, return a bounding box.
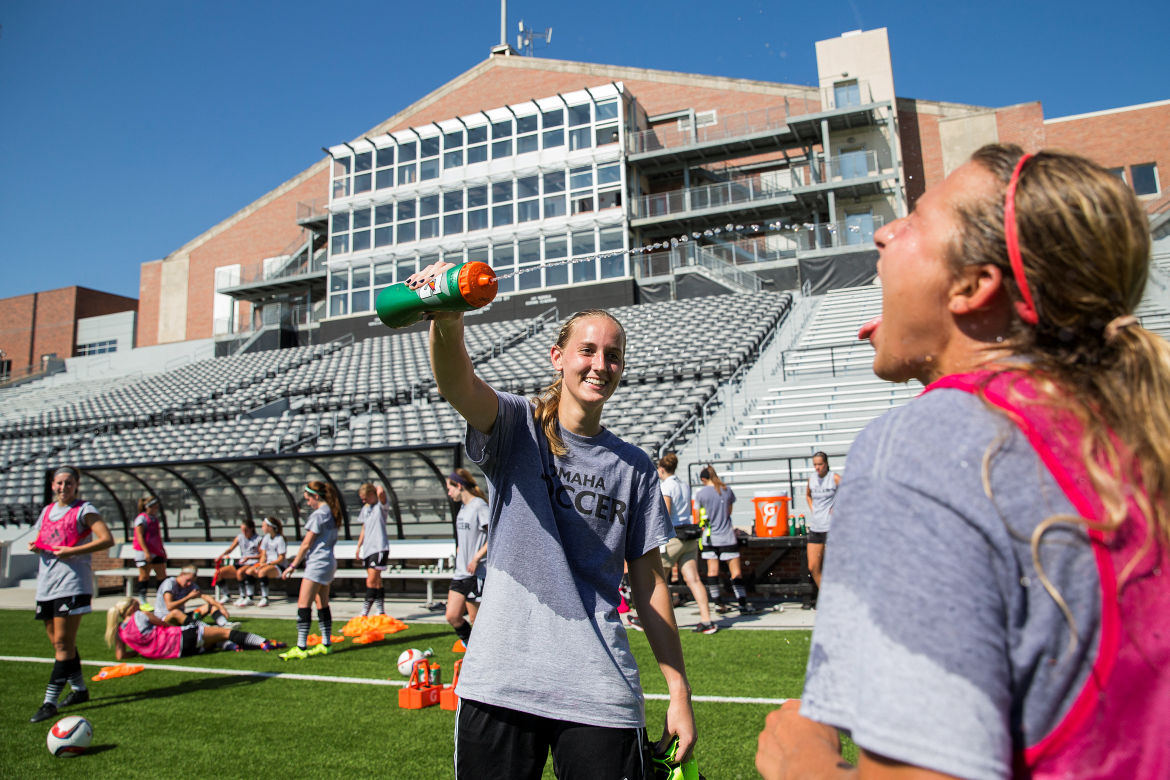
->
[752,490,790,537]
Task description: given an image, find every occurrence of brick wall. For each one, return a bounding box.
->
[75,287,137,320]
[30,288,79,368]
[137,261,162,348]
[0,292,38,374]
[995,101,1046,152]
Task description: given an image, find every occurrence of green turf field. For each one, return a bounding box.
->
[0,610,852,778]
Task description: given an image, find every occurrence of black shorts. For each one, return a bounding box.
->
[135,556,168,567]
[179,622,204,656]
[700,544,740,561]
[807,531,828,544]
[449,577,480,600]
[455,698,646,780]
[364,551,389,570]
[35,594,93,621]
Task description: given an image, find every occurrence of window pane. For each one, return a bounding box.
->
[542,109,563,128]
[353,208,371,229]
[568,104,590,126]
[546,260,568,287]
[518,266,541,290]
[444,150,463,168]
[600,253,624,279]
[354,172,371,193]
[544,171,565,193]
[516,114,538,133]
[398,142,417,162]
[444,191,464,212]
[332,178,349,198]
[545,235,567,259]
[374,226,393,247]
[468,246,489,263]
[444,130,463,149]
[599,227,624,252]
[517,135,538,154]
[492,181,513,202]
[333,213,350,232]
[397,222,416,243]
[542,128,564,148]
[330,272,348,292]
[377,147,395,167]
[375,169,394,189]
[421,136,440,157]
[518,238,541,265]
[397,257,416,280]
[572,230,596,257]
[492,139,512,159]
[351,288,370,312]
[441,248,464,265]
[352,267,370,288]
[517,175,540,199]
[1132,163,1159,196]
[375,205,394,224]
[492,120,512,139]
[467,125,487,143]
[331,234,349,254]
[570,166,594,190]
[467,209,488,231]
[467,185,488,208]
[517,200,540,222]
[334,157,352,176]
[397,200,416,220]
[467,145,488,164]
[419,218,439,239]
[398,165,417,185]
[596,126,619,146]
[493,245,514,268]
[596,100,618,121]
[543,195,566,218]
[492,204,513,227]
[598,190,622,210]
[330,294,348,317]
[573,259,596,282]
[572,195,594,214]
[419,195,439,216]
[375,262,395,286]
[569,127,592,151]
[420,158,440,180]
[355,152,372,172]
[597,164,621,185]
[352,230,370,252]
[443,213,463,235]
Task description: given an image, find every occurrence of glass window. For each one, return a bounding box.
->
[517,200,540,222]
[352,230,370,252]
[544,171,565,193]
[330,272,348,292]
[518,238,541,265]
[467,209,489,231]
[598,190,622,210]
[573,258,596,283]
[419,217,439,239]
[596,126,619,146]
[355,151,372,172]
[844,211,876,246]
[443,213,463,235]
[397,221,416,243]
[374,226,393,247]
[1131,163,1159,196]
[375,205,394,224]
[444,130,463,149]
[493,244,514,294]
[353,208,371,229]
[398,141,417,162]
[375,262,395,287]
[397,200,416,220]
[599,227,625,278]
[377,147,395,167]
[441,247,464,265]
[467,246,489,263]
[569,127,592,151]
[330,294,348,317]
[542,108,563,127]
[543,194,566,218]
[467,185,488,208]
[572,229,596,257]
[572,195,594,214]
[354,172,371,193]
[332,176,349,198]
[398,165,417,185]
[444,150,463,168]
[421,136,440,157]
[467,145,488,164]
[376,169,394,189]
[597,164,621,185]
[333,156,352,178]
[517,176,540,199]
[515,114,537,133]
[545,235,568,287]
[517,265,541,290]
[333,213,350,232]
[467,125,487,144]
[492,139,512,159]
[420,158,440,180]
[492,181,513,203]
[444,191,463,212]
[492,204,513,227]
[351,288,370,312]
[834,80,861,107]
[568,104,590,126]
[570,167,593,190]
[352,267,370,288]
[517,134,539,154]
[599,227,623,252]
[492,120,512,139]
[420,195,439,216]
[1107,167,1126,182]
[596,100,618,121]
[396,257,416,281]
[331,234,348,254]
[542,128,564,148]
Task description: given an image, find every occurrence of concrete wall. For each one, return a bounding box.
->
[815,28,896,105]
[938,111,999,176]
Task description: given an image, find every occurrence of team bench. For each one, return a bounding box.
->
[103,539,457,604]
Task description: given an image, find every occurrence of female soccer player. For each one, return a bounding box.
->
[248,517,288,607]
[28,465,114,723]
[406,263,695,779]
[131,494,167,602]
[444,468,488,649]
[694,465,755,614]
[215,519,262,606]
[657,453,716,634]
[107,597,283,658]
[757,145,1170,778]
[280,481,341,659]
[354,484,389,617]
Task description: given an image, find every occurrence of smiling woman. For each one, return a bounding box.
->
[400,261,695,779]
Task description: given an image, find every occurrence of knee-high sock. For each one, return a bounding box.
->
[260,578,269,599]
[453,620,472,644]
[66,652,86,692]
[296,607,312,650]
[43,659,68,706]
[318,606,332,645]
[228,629,266,649]
[361,587,375,617]
[706,579,723,602]
[732,576,748,606]
[375,587,385,616]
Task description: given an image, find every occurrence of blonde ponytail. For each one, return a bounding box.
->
[105,598,135,647]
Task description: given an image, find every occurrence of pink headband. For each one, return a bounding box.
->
[1004,153,1039,325]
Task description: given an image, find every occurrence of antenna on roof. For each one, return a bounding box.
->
[516,19,552,57]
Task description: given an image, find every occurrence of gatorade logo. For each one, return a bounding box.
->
[760,502,780,528]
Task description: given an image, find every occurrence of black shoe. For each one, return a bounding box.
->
[715,603,734,614]
[30,702,58,723]
[692,622,719,635]
[60,689,90,707]
[627,616,644,632]
[739,603,760,615]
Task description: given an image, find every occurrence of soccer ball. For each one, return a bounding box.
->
[47,715,93,758]
[397,648,427,676]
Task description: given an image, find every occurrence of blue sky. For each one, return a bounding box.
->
[1,0,1165,300]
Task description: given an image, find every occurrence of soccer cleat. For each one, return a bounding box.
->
[59,689,90,707]
[738,603,760,615]
[627,615,644,632]
[279,646,309,661]
[260,640,287,652]
[29,702,58,723]
[256,597,269,607]
[221,640,241,652]
[233,597,252,607]
[306,643,332,656]
[222,620,241,629]
[692,622,719,635]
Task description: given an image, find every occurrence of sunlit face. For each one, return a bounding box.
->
[813,456,829,478]
[360,489,378,505]
[869,162,998,384]
[52,472,78,504]
[262,521,273,535]
[303,491,319,509]
[446,480,462,501]
[176,572,194,587]
[550,316,625,412]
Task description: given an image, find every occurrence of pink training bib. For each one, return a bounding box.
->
[132,513,167,558]
[34,501,91,553]
[118,614,181,660]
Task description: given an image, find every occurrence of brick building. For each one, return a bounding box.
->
[133,27,1169,352]
[0,287,138,382]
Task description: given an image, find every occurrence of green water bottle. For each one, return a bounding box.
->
[375,261,498,328]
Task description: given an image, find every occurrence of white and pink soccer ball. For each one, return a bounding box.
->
[47,715,93,757]
[396,648,428,676]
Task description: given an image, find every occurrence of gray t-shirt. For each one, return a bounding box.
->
[34,501,99,601]
[260,533,287,563]
[806,471,838,533]
[801,388,1101,780]
[660,474,692,528]
[155,576,200,614]
[233,532,262,563]
[358,502,389,559]
[302,506,337,583]
[457,390,672,728]
[694,484,737,546]
[453,496,489,580]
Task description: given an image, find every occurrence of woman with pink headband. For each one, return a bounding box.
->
[757,144,1169,778]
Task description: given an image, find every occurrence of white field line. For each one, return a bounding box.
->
[0,655,788,706]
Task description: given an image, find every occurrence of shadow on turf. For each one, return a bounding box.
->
[80,744,117,756]
[73,672,266,713]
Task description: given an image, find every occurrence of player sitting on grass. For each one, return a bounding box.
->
[155,565,238,629]
[107,597,283,658]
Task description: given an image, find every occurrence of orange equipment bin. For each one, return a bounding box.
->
[399,659,442,709]
[752,490,790,537]
[440,658,463,711]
